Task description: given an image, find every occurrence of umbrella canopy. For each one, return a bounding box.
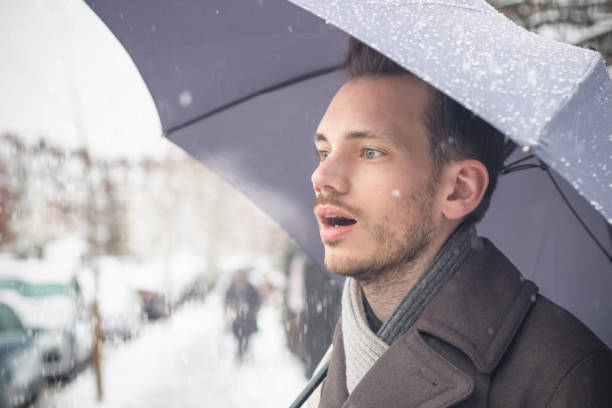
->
[86,0,346,265]
[85,0,612,346]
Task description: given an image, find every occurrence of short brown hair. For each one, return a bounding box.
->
[341,37,515,224]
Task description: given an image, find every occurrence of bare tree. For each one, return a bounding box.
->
[491,0,612,65]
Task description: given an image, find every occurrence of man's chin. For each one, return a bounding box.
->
[323,250,367,278]
[322,238,342,248]
[321,237,376,278]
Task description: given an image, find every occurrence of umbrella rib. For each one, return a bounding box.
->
[501,163,542,174]
[540,161,612,264]
[502,158,612,263]
[503,154,536,171]
[164,65,340,137]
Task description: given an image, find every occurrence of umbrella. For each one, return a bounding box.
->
[84,0,612,350]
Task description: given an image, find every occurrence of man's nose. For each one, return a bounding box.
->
[311,154,350,196]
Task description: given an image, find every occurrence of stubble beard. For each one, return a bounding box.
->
[323,182,437,286]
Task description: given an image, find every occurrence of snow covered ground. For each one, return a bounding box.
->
[35,291,307,408]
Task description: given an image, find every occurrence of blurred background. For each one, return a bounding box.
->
[0,132,340,407]
[0,0,610,407]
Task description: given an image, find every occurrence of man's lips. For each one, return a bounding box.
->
[314,205,357,240]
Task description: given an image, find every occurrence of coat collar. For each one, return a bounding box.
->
[415,238,539,374]
[319,238,539,408]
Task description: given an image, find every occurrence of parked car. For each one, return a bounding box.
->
[0,302,44,408]
[137,290,169,321]
[97,276,143,343]
[0,270,92,380]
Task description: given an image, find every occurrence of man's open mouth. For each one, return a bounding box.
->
[322,215,357,228]
[314,205,358,240]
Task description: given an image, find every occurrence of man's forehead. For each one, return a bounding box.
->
[315,76,431,144]
[333,75,431,106]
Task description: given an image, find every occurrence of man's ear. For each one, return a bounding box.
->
[440,159,489,221]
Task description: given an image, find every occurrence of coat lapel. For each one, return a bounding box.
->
[346,331,473,408]
[320,323,473,408]
[319,325,349,408]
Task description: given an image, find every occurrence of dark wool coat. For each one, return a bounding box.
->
[317,239,612,408]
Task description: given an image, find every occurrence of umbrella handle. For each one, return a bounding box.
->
[288,361,329,408]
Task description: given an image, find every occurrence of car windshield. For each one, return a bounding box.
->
[0,279,71,298]
[0,303,24,332]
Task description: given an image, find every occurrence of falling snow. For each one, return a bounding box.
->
[179,91,193,107]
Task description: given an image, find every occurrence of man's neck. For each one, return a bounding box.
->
[360,221,459,323]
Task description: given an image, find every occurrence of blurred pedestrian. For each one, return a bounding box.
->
[224,268,261,362]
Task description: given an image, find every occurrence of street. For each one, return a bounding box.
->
[34,292,307,408]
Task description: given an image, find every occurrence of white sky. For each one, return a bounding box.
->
[0,0,171,160]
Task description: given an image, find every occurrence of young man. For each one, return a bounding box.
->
[308,38,612,407]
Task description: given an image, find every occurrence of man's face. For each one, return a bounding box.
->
[312,75,442,281]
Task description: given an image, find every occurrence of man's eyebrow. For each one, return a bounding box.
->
[346,131,381,140]
[314,133,327,142]
[314,130,386,142]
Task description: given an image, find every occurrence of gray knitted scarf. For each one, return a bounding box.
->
[341,222,475,393]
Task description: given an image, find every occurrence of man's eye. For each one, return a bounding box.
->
[363,148,383,159]
[318,151,330,161]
